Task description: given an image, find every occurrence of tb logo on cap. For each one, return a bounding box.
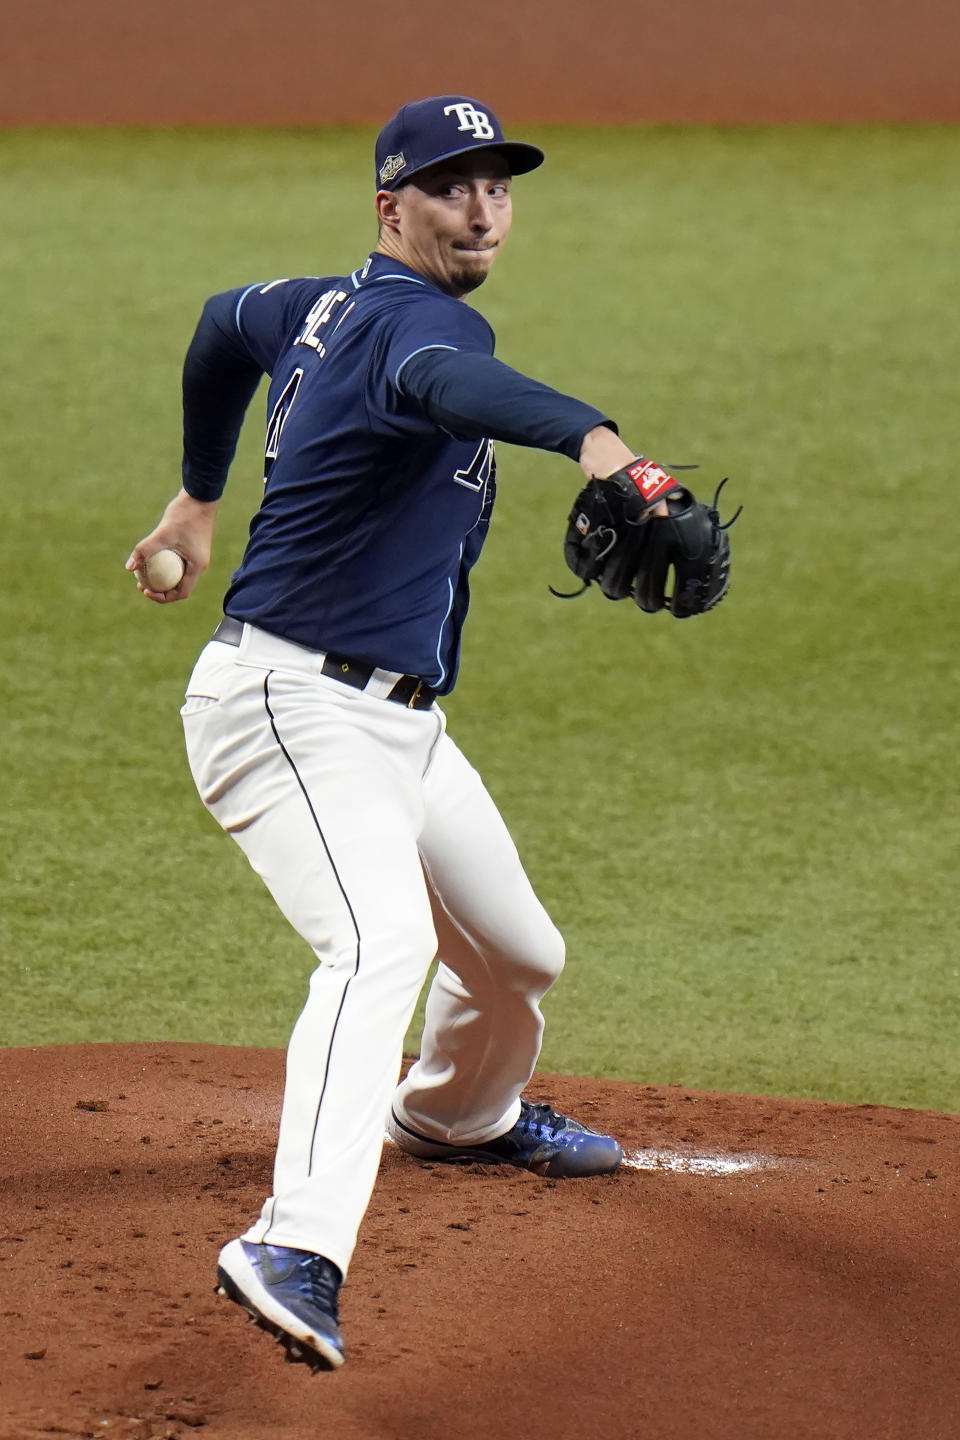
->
[443,102,495,141]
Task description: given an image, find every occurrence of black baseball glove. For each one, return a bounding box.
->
[553,459,741,618]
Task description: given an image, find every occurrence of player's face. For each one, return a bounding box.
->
[381,152,513,298]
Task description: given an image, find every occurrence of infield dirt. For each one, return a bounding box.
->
[1,1044,957,1440]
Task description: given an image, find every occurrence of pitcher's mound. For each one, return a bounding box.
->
[1,1044,957,1440]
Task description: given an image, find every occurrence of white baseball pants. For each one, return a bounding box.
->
[181,622,565,1277]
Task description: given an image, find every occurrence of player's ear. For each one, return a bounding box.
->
[376,189,402,233]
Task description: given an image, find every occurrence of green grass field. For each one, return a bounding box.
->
[1,127,958,1110]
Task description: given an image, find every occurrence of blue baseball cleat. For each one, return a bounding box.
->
[388,1098,623,1178]
[216,1239,345,1371]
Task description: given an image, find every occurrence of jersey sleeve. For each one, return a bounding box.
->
[364,293,496,436]
[399,348,614,460]
[181,278,333,501]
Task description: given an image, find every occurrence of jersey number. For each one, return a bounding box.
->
[265,367,303,468]
[453,439,495,493]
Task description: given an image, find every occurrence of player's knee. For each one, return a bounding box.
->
[508,920,564,992]
[307,916,438,979]
[539,922,565,984]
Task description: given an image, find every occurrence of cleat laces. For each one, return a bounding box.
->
[517,1100,568,1143]
[294,1253,341,1321]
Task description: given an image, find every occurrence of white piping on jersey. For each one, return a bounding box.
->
[394,343,458,394]
[351,268,426,289]
[434,540,464,688]
[331,300,356,336]
[234,282,263,330]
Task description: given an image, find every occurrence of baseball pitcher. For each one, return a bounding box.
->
[126,95,735,1372]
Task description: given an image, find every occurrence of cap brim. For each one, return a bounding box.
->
[388,140,545,189]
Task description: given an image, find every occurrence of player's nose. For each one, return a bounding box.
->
[466,188,495,232]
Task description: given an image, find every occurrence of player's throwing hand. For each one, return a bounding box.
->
[126,488,218,602]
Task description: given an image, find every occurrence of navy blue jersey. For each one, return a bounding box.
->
[225,255,498,690]
[181,252,611,692]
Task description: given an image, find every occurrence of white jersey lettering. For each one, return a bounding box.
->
[295,290,349,354]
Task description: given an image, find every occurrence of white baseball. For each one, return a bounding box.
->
[136,548,185,592]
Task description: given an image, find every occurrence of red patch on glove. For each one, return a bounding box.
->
[626,459,676,504]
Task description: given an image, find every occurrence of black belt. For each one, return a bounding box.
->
[211,616,439,710]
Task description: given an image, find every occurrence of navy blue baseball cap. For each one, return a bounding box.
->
[375,95,544,191]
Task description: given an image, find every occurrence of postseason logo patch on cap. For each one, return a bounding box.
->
[379,152,406,186]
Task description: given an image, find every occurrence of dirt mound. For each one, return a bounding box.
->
[1,1044,957,1440]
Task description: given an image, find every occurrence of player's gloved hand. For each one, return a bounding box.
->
[555,456,684,600]
[125,488,219,603]
[554,462,741,615]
